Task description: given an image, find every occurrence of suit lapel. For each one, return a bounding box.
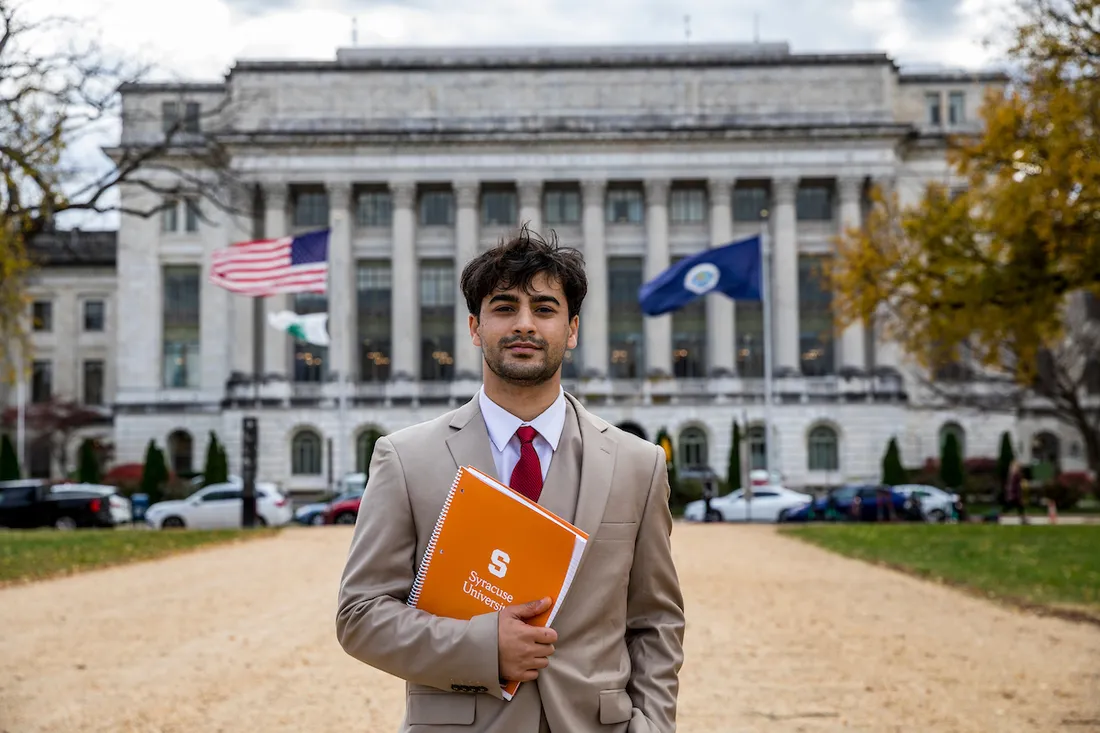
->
[444,396,500,481]
[567,394,616,541]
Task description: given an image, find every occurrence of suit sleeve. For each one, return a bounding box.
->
[625,446,686,733]
[335,436,503,698]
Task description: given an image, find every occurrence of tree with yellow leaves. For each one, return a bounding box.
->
[831,0,1100,478]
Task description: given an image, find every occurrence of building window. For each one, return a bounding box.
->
[293,189,329,228]
[185,199,200,232]
[926,92,941,125]
[796,183,833,221]
[83,360,104,405]
[748,425,767,470]
[948,91,965,124]
[292,292,327,383]
[161,199,179,232]
[671,255,707,378]
[161,101,200,134]
[31,360,52,403]
[357,261,392,382]
[481,188,517,226]
[733,184,769,222]
[608,257,644,379]
[168,429,193,476]
[678,426,708,468]
[163,265,200,388]
[356,189,392,228]
[544,187,581,225]
[291,429,323,475]
[420,260,455,381]
[84,300,105,332]
[606,187,644,224]
[736,301,764,377]
[1031,430,1059,466]
[420,189,455,227]
[32,300,52,332]
[939,422,967,458]
[669,187,706,224]
[807,425,839,471]
[799,254,835,376]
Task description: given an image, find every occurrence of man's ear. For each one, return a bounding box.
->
[469,313,482,347]
[567,315,579,349]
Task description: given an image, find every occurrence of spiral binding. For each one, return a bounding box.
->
[407,466,465,608]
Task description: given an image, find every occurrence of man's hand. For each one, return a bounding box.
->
[497,597,558,683]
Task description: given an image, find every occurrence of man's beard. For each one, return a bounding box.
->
[483,334,565,386]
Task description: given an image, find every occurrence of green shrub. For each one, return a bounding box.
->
[77,438,101,484]
[0,434,20,481]
[881,437,906,486]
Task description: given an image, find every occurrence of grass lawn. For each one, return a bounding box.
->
[779,524,1100,623]
[0,527,280,587]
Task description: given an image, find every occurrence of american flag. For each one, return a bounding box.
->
[209,229,330,296]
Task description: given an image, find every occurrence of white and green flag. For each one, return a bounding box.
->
[267,310,330,346]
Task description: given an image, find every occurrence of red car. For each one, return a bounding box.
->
[322,495,361,525]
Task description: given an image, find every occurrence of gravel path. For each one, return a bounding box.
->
[1,524,1097,732]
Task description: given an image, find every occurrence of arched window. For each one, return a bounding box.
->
[678,426,708,468]
[939,422,966,459]
[291,429,323,475]
[1031,431,1060,465]
[168,429,193,476]
[616,422,647,441]
[748,425,767,470]
[807,425,839,471]
[356,428,384,476]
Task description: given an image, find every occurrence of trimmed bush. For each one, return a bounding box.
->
[881,437,906,486]
[0,434,20,481]
[77,438,101,484]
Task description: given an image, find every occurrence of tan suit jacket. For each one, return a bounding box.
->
[336,392,685,732]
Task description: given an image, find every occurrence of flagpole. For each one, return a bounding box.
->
[760,219,776,483]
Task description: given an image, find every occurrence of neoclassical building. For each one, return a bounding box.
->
[12,41,1085,493]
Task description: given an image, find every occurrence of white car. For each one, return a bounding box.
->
[144,482,293,530]
[50,483,132,525]
[892,484,961,522]
[683,485,811,523]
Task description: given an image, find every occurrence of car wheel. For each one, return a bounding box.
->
[310,514,325,526]
[335,511,357,525]
[704,508,723,523]
[161,516,185,529]
[255,516,268,527]
[927,509,946,523]
[55,516,77,531]
[778,509,791,523]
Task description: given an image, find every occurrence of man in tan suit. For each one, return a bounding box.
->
[336,226,685,732]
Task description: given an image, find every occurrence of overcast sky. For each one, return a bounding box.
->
[39,0,1015,81]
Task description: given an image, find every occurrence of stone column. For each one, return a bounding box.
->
[454,180,481,379]
[707,177,735,375]
[226,188,255,378]
[580,179,608,377]
[327,182,354,382]
[772,176,800,373]
[644,178,672,377]
[838,176,866,372]
[871,175,900,369]
[262,183,289,380]
[389,181,420,380]
[517,179,543,235]
[201,190,235,395]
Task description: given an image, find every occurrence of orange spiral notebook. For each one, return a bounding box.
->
[406,465,589,701]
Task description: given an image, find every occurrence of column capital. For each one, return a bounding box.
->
[872,175,897,196]
[773,177,798,204]
[707,177,734,205]
[453,180,480,209]
[517,179,542,208]
[262,182,287,209]
[837,175,864,203]
[580,178,606,203]
[644,178,669,206]
[388,180,417,209]
[327,181,352,209]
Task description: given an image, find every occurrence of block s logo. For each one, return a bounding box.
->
[488,549,510,579]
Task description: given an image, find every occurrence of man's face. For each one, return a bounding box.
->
[470,272,579,386]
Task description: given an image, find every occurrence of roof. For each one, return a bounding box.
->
[26,228,117,268]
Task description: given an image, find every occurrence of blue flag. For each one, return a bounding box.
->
[638,235,762,316]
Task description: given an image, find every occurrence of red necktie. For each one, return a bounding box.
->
[509,426,543,502]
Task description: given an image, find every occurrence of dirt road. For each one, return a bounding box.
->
[1,524,1097,732]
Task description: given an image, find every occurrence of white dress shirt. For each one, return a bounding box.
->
[478,385,566,485]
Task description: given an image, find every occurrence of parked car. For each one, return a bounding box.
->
[892,484,965,522]
[0,482,116,530]
[50,483,132,525]
[295,489,363,526]
[144,482,293,530]
[322,494,362,525]
[782,484,923,522]
[683,484,812,523]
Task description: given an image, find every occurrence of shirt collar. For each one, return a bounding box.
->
[478,385,566,453]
